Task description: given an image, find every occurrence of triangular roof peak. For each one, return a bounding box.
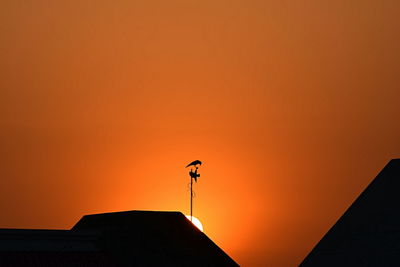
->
[301,159,400,266]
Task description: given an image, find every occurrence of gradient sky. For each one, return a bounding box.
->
[1,0,399,266]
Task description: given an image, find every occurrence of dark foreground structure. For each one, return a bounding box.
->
[0,211,239,266]
[300,159,400,267]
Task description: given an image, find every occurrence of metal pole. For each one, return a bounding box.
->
[190,176,193,222]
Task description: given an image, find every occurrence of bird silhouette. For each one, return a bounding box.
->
[186,160,202,168]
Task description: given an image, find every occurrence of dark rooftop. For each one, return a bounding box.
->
[0,210,239,266]
[300,159,400,266]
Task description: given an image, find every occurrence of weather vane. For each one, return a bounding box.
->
[186,160,202,222]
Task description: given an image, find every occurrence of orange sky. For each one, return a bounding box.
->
[1,0,399,266]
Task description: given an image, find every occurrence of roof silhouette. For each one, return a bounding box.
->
[0,210,239,266]
[300,159,400,266]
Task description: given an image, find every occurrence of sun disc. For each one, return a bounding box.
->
[185,215,204,232]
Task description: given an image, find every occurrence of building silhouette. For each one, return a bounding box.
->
[300,159,400,266]
[0,210,239,266]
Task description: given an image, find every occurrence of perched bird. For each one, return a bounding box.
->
[186,160,202,168]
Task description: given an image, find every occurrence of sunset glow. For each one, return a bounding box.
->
[0,0,399,266]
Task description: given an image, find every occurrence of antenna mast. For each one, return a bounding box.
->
[186,160,202,222]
